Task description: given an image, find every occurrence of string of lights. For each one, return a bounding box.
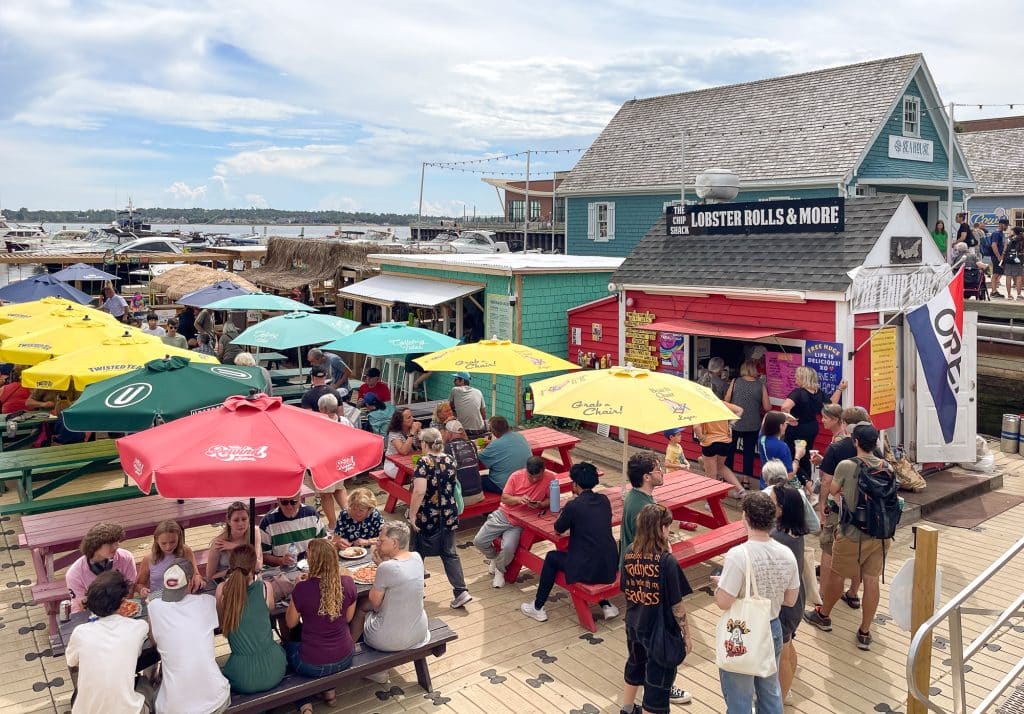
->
[427,147,584,169]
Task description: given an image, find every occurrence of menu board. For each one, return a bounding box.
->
[804,340,844,397]
[485,293,514,341]
[870,327,898,414]
[765,351,802,400]
[624,311,659,370]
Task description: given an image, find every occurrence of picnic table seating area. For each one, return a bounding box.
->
[0,439,123,510]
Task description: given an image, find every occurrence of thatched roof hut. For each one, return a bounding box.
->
[239,237,429,291]
[149,265,258,301]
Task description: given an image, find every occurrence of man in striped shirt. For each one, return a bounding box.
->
[259,497,327,567]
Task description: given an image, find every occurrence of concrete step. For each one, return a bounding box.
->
[899,467,1003,526]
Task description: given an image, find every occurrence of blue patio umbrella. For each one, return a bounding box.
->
[50,263,120,282]
[0,273,93,305]
[177,279,254,308]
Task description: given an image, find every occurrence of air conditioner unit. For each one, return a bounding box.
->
[855,185,877,197]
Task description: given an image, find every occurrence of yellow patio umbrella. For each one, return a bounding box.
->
[0,308,118,341]
[22,333,217,391]
[414,338,579,416]
[530,365,738,470]
[0,315,143,365]
[0,297,106,325]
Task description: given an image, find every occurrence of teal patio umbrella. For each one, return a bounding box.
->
[232,311,359,376]
[205,292,316,313]
[62,356,268,432]
[320,322,459,356]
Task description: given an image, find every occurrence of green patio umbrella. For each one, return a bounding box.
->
[320,322,459,356]
[204,292,316,313]
[62,356,268,432]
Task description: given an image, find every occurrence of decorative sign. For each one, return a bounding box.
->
[485,293,514,341]
[695,336,711,360]
[624,310,659,370]
[888,135,934,163]
[591,322,603,342]
[666,197,844,236]
[765,351,802,401]
[804,341,844,397]
[850,265,952,314]
[869,327,898,414]
[889,235,923,265]
[658,332,687,377]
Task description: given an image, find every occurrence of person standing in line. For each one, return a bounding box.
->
[712,492,799,714]
[726,360,771,485]
[955,211,973,247]
[619,453,663,571]
[409,428,473,609]
[989,217,1008,298]
[448,371,487,437]
[1002,226,1024,300]
[695,403,746,499]
[767,484,809,703]
[930,219,948,255]
[619,504,693,713]
[779,366,846,486]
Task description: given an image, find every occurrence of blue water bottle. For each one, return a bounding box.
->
[549,478,560,514]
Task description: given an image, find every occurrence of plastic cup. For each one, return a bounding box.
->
[794,439,807,451]
[476,437,487,448]
[411,454,422,466]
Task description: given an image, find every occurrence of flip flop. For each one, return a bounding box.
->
[841,592,861,609]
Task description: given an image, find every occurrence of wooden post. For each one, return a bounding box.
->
[908,525,939,714]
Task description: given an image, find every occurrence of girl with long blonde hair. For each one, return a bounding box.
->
[284,538,358,712]
[215,545,286,693]
[135,519,202,595]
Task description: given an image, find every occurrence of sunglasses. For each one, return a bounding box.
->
[279,499,300,506]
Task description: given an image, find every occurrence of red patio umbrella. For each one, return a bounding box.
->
[117,394,384,539]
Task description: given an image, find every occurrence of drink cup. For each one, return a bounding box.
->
[795,439,807,451]
[476,437,487,448]
[411,454,422,466]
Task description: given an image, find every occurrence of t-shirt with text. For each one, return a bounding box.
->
[718,540,799,619]
[623,550,692,634]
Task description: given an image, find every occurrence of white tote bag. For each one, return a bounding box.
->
[715,545,777,677]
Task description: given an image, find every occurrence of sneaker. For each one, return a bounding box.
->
[668,686,692,703]
[492,570,506,588]
[602,603,620,620]
[364,670,389,683]
[856,628,872,650]
[992,291,1004,298]
[619,706,641,714]
[520,602,548,622]
[803,606,833,632]
[450,591,473,609]
[487,560,496,575]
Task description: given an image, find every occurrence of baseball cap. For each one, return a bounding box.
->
[362,392,380,407]
[445,419,464,433]
[161,558,193,602]
[453,371,471,382]
[310,366,328,378]
[663,427,684,438]
[999,217,1010,225]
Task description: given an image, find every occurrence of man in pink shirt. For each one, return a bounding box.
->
[66,522,138,613]
[472,456,555,588]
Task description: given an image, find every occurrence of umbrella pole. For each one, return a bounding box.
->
[491,374,497,419]
[621,427,629,477]
[249,497,256,547]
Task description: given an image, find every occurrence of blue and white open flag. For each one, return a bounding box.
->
[906,268,964,444]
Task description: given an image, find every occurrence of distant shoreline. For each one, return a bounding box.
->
[3,208,444,226]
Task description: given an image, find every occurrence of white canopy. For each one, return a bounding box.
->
[338,274,482,307]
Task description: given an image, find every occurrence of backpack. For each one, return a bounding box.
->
[980,232,993,256]
[840,457,901,540]
[963,263,981,289]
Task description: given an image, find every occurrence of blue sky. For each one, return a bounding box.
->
[1,0,1021,215]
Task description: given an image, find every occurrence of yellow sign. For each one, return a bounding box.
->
[624,310,659,370]
[869,327,897,414]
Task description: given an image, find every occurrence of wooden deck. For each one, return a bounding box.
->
[1,432,1024,712]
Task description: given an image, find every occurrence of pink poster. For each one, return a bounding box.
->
[765,351,802,401]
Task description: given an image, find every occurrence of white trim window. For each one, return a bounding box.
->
[903,96,921,138]
[1011,208,1024,229]
[587,201,615,242]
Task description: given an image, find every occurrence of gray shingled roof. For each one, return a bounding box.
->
[560,55,922,194]
[959,127,1024,195]
[612,195,904,292]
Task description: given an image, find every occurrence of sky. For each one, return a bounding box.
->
[2,0,1023,216]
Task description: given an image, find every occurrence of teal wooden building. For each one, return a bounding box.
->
[339,253,621,421]
[559,54,975,257]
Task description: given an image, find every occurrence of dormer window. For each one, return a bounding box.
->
[903,96,921,138]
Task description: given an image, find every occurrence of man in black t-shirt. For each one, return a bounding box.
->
[955,212,974,247]
[300,367,343,411]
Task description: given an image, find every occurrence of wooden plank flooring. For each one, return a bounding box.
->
[0,433,1022,713]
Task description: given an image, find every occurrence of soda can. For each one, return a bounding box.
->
[59,600,71,622]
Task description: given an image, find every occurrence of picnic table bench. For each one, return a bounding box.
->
[24,489,314,646]
[0,439,121,506]
[504,469,747,632]
[0,410,55,453]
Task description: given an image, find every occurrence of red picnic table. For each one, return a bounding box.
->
[21,487,314,647]
[374,426,584,517]
[503,469,748,632]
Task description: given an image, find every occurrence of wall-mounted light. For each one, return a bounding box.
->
[626,297,635,307]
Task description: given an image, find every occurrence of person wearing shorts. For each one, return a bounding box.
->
[695,407,745,499]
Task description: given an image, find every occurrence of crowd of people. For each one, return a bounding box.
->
[934,214,1024,300]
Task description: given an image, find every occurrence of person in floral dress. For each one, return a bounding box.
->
[408,428,472,609]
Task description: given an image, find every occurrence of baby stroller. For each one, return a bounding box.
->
[963,262,988,300]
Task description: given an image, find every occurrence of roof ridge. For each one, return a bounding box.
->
[624,53,922,106]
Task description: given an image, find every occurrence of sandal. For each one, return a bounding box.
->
[741,478,751,489]
[841,592,861,609]
[323,688,337,706]
[300,705,314,714]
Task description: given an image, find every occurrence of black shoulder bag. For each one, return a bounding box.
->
[648,552,686,667]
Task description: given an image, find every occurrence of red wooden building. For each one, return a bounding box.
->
[569,195,978,467]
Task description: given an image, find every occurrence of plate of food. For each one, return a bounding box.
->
[349,564,378,585]
[339,546,367,560]
[118,597,144,619]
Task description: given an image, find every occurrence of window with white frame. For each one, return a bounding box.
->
[1011,208,1024,229]
[587,201,615,242]
[903,96,921,138]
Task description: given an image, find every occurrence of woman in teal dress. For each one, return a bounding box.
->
[215,545,287,693]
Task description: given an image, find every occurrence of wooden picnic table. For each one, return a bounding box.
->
[377,426,583,515]
[0,411,55,453]
[22,488,314,643]
[503,469,742,631]
[0,438,120,503]
[253,351,286,366]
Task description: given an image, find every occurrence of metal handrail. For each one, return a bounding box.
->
[906,535,1024,713]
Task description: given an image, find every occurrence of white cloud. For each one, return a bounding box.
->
[214,144,400,186]
[317,194,360,212]
[165,181,208,204]
[245,193,269,209]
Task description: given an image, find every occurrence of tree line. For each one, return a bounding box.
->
[3,207,438,225]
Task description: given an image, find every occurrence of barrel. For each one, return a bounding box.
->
[1001,414,1020,453]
